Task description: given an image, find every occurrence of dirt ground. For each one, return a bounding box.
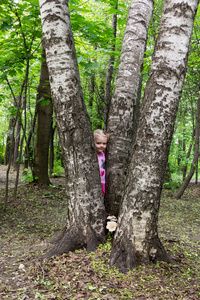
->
[0,165,20,188]
[0,166,200,299]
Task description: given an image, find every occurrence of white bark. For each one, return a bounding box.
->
[111,0,199,270]
[105,0,154,216]
[39,0,106,255]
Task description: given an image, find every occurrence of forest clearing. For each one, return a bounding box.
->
[0,167,199,300]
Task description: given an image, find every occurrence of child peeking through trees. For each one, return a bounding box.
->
[93,129,110,196]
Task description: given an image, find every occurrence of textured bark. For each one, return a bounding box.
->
[110,0,198,270]
[39,0,106,257]
[33,48,53,185]
[174,94,200,199]
[105,0,154,216]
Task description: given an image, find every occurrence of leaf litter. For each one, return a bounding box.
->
[0,170,200,300]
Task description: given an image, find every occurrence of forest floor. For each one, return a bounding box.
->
[0,166,200,300]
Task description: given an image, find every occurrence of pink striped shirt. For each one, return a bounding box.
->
[97,152,105,195]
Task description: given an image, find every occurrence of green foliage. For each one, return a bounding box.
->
[0,0,199,185]
[37,97,51,107]
[52,161,65,177]
[0,0,42,169]
[163,180,182,190]
[22,168,37,183]
[0,0,41,80]
[69,0,128,129]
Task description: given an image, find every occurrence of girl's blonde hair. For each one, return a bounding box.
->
[93,129,110,142]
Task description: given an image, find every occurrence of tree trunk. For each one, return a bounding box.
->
[1,133,5,164]
[39,0,106,257]
[49,124,56,177]
[174,94,200,199]
[13,118,21,170]
[24,107,37,171]
[4,131,15,211]
[195,160,198,183]
[33,48,53,185]
[110,0,198,271]
[4,117,15,165]
[182,127,186,180]
[182,128,195,180]
[164,161,171,182]
[104,0,118,130]
[105,0,154,217]
[89,72,95,107]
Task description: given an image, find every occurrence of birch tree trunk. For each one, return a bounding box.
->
[39,0,106,257]
[110,0,199,271]
[105,0,154,216]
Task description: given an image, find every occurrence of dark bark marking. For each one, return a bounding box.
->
[58,86,63,94]
[43,13,67,25]
[164,2,194,18]
[43,36,63,49]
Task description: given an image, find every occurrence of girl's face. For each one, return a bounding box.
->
[95,135,107,153]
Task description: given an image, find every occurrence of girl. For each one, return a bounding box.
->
[93,129,109,196]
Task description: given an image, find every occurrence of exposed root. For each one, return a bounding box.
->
[43,223,105,259]
[152,236,175,264]
[110,235,174,272]
[43,225,85,259]
[47,226,68,244]
[110,239,137,273]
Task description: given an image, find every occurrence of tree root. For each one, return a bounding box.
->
[43,225,85,259]
[110,235,174,272]
[47,225,68,244]
[43,223,104,259]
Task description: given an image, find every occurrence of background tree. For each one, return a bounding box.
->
[104,0,118,130]
[33,47,53,185]
[0,0,42,165]
[0,0,43,208]
[174,93,200,199]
